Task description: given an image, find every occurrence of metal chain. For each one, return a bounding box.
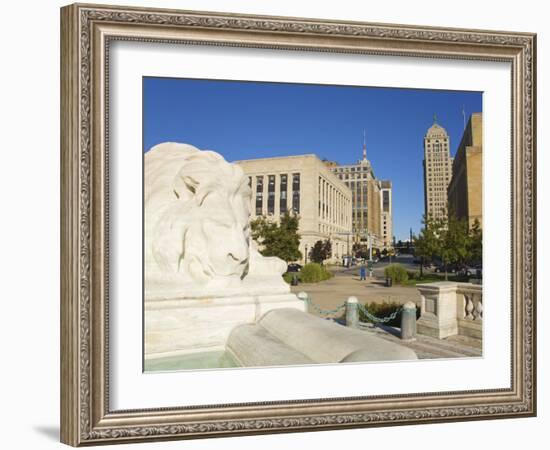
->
[301,295,346,316]
[356,303,403,324]
[298,294,403,322]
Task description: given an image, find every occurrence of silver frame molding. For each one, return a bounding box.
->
[60,3,536,446]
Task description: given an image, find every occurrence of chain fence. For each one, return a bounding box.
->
[356,302,403,324]
[299,294,346,317]
[298,293,403,324]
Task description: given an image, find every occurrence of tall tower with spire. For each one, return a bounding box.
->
[362,130,367,161]
[423,116,453,221]
[328,131,393,250]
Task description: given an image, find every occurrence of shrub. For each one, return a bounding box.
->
[300,263,332,283]
[283,272,300,284]
[384,263,409,284]
[407,270,419,280]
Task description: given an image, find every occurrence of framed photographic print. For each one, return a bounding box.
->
[60,3,537,446]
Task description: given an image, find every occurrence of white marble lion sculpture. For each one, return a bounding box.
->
[145,143,288,298]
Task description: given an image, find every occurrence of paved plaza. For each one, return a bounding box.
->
[290,264,422,316]
[289,259,483,359]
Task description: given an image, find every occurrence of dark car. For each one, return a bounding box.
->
[287,263,302,272]
[458,264,481,277]
[434,263,458,274]
[473,264,483,278]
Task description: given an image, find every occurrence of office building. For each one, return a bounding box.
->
[235,154,353,262]
[330,137,392,250]
[448,113,483,228]
[423,118,453,221]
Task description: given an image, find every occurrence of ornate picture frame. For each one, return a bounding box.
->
[60,3,536,446]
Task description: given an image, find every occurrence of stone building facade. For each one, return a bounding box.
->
[329,142,392,250]
[423,119,454,221]
[235,154,353,263]
[447,113,483,228]
[380,180,393,249]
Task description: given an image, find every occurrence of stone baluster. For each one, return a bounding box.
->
[464,294,474,320]
[473,295,483,320]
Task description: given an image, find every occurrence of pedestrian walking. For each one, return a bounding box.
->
[360,264,366,281]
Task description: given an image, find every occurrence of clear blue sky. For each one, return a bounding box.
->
[143,77,482,240]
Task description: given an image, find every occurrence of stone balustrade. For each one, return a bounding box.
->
[456,283,483,339]
[416,282,482,340]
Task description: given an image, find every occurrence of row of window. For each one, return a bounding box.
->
[334,166,369,173]
[336,173,369,180]
[426,138,448,145]
[253,173,300,215]
[382,191,390,213]
[318,176,349,227]
[319,223,346,234]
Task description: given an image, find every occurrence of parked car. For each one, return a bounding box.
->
[434,263,458,274]
[474,264,483,278]
[465,264,482,278]
[456,265,472,277]
[287,263,302,272]
[456,264,484,277]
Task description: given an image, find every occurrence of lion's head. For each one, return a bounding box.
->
[145,143,252,289]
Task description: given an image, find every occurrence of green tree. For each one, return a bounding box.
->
[468,219,483,264]
[352,243,368,259]
[250,213,302,262]
[413,215,440,278]
[439,213,471,279]
[415,210,483,281]
[309,239,332,265]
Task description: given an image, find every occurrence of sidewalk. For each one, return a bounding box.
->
[290,270,421,316]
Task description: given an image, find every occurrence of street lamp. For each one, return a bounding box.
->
[367,231,373,262]
[335,231,353,267]
[304,244,308,265]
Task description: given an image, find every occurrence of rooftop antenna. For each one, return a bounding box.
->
[362,129,367,161]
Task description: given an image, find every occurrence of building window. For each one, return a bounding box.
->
[318,177,322,216]
[292,173,300,214]
[255,176,263,216]
[383,190,390,212]
[279,174,288,214]
[267,175,275,215]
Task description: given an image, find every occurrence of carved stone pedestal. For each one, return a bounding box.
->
[416,282,459,339]
[145,292,305,361]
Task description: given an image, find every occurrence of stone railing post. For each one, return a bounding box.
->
[297,291,309,312]
[400,301,417,341]
[346,296,359,329]
[416,282,459,339]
